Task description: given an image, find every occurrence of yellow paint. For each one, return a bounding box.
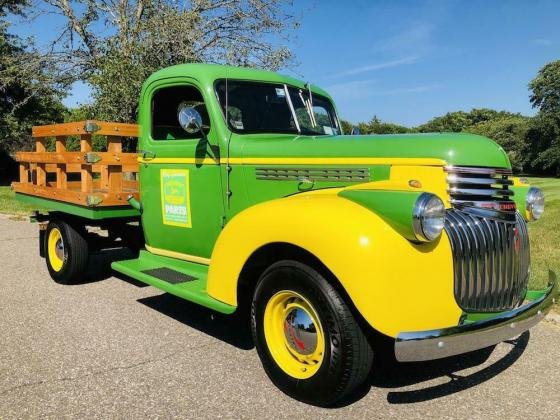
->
[139,156,445,167]
[264,291,325,379]
[511,176,529,186]
[47,227,64,272]
[145,244,211,265]
[207,191,461,338]
[160,169,192,228]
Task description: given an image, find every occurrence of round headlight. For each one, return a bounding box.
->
[413,193,446,242]
[526,187,545,220]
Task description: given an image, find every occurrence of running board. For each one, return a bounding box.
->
[111,250,236,314]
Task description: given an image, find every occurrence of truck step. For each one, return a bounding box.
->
[111,250,235,314]
[141,267,197,284]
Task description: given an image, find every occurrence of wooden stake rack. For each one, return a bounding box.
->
[12,121,140,207]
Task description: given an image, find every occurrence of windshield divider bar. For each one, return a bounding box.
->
[284,84,301,133]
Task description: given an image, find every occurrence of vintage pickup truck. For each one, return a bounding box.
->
[13,64,557,406]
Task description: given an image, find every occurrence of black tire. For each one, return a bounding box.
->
[251,260,373,406]
[44,219,89,284]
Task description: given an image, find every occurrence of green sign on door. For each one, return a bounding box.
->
[160,169,192,228]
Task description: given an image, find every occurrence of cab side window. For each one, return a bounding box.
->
[151,85,210,140]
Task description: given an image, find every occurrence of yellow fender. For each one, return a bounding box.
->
[207,190,462,338]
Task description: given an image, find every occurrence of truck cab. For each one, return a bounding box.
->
[14,64,557,407]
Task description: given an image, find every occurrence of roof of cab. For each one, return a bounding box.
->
[143,63,331,98]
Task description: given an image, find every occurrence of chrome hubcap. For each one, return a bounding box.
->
[284,307,318,355]
[55,238,64,260]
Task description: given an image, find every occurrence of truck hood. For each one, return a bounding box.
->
[238,132,511,168]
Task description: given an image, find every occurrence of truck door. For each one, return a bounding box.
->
[139,79,225,262]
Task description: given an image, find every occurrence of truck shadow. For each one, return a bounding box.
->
[338,331,529,407]
[137,292,255,350]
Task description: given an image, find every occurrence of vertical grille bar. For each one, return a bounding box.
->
[444,209,530,312]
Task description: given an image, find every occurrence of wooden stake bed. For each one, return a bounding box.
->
[12,120,140,208]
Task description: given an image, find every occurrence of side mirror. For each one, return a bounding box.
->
[178,102,203,134]
[351,126,361,135]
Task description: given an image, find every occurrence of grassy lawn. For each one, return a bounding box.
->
[525,177,560,292]
[1,179,558,295]
[0,186,45,216]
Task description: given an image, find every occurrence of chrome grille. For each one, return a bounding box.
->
[444,209,530,312]
[255,167,370,182]
[446,166,514,209]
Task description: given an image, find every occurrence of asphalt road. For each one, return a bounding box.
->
[1,214,559,419]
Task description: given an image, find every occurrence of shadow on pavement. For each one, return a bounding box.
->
[74,247,145,285]
[137,292,254,351]
[373,331,529,405]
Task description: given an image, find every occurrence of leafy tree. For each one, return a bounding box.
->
[39,0,299,122]
[529,60,560,115]
[0,2,66,157]
[363,116,413,134]
[527,60,560,175]
[417,109,520,133]
[468,115,531,172]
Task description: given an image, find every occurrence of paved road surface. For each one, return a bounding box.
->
[1,214,559,419]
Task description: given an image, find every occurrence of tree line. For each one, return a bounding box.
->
[1,1,559,178]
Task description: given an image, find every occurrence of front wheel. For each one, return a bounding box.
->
[251,260,373,406]
[45,219,89,284]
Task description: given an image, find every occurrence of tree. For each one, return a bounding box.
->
[38,0,299,122]
[0,2,66,158]
[529,60,560,115]
[468,115,531,172]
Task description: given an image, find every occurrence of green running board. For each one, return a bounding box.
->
[111,250,236,314]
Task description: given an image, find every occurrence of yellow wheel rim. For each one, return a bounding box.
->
[263,290,325,379]
[47,227,65,272]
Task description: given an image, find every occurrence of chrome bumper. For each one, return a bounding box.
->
[395,271,558,363]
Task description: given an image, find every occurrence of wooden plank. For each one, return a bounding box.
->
[56,164,67,189]
[15,151,139,166]
[106,135,123,193]
[35,138,46,186]
[32,121,139,138]
[55,136,67,189]
[55,136,66,152]
[107,136,123,153]
[12,182,140,207]
[80,135,93,193]
[19,163,29,184]
[13,182,87,205]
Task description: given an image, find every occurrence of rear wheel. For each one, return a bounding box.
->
[251,260,373,406]
[45,220,89,284]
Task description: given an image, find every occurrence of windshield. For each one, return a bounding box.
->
[215,80,340,135]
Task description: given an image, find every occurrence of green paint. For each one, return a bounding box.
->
[15,193,140,220]
[111,250,235,314]
[339,189,423,241]
[510,185,529,218]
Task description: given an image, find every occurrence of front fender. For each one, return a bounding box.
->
[207,191,462,338]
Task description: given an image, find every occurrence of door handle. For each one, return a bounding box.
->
[140,150,156,161]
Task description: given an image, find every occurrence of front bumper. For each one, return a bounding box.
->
[395,271,558,362]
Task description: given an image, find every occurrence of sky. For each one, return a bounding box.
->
[9,0,560,126]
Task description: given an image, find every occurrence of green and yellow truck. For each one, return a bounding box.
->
[13,64,558,406]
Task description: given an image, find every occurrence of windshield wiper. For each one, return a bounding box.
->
[284,84,301,133]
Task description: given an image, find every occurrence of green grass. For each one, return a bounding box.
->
[0,186,45,216]
[525,177,560,292]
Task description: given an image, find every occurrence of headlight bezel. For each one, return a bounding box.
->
[526,187,545,221]
[412,193,446,242]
